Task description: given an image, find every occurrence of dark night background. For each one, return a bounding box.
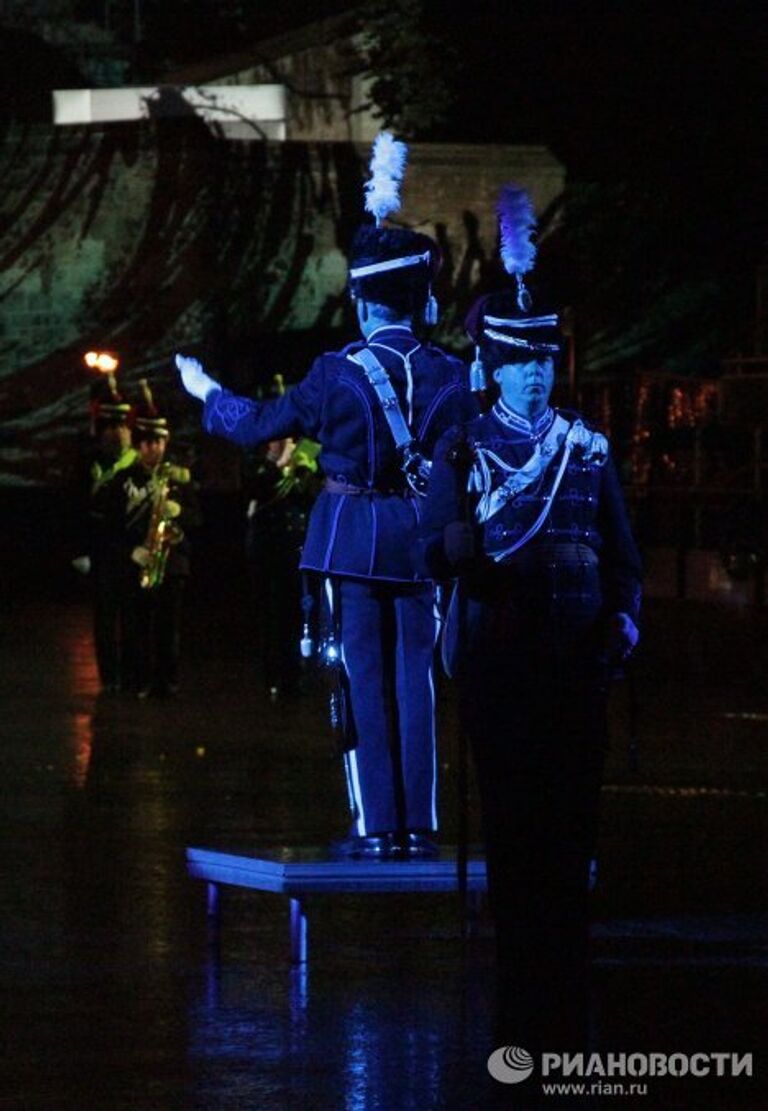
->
[1,5,767,1110]
[361,0,768,378]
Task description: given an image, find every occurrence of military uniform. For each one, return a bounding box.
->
[87,445,137,689]
[94,377,198,697]
[419,395,642,1047]
[202,324,477,837]
[416,172,641,1042]
[180,140,478,852]
[82,377,136,692]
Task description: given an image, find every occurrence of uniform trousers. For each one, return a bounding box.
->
[91,551,134,689]
[125,576,185,693]
[338,577,439,835]
[461,546,609,1051]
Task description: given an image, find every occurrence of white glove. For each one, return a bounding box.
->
[71,555,91,575]
[175,354,221,402]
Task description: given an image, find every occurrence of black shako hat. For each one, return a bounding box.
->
[89,374,131,433]
[132,379,170,441]
[464,183,562,388]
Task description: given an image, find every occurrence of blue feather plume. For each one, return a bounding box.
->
[497,183,537,276]
[364,131,408,225]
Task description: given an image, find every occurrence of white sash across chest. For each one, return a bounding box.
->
[471,413,571,524]
[468,414,609,562]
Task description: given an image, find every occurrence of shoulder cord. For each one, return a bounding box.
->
[488,438,574,562]
[472,413,571,524]
[487,417,608,560]
[473,443,546,523]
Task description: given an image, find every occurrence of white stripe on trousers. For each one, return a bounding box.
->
[329,577,367,834]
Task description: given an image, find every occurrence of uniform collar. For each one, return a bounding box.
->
[492,399,555,438]
[366,323,417,344]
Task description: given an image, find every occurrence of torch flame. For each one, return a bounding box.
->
[84,351,119,373]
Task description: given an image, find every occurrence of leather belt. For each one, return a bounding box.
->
[325,478,371,496]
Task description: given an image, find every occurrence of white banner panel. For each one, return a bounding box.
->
[53,85,286,129]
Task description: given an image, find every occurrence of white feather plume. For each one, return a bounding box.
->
[364,131,408,225]
[497,183,537,276]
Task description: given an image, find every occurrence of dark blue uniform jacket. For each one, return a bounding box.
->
[416,406,642,620]
[203,325,477,582]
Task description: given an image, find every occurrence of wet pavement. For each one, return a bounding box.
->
[1,586,767,1109]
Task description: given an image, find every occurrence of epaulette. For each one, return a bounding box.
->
[556,407,604,434]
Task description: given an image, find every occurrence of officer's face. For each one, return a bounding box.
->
[493,357,555,414]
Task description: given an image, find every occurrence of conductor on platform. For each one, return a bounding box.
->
[177,134,476,858]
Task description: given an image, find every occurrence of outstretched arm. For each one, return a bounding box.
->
[176,354,221,402]
[175,352,324,448]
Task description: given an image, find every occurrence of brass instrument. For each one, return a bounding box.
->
[138,464,188,590]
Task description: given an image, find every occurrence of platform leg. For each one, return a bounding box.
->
[204,945,221,1009]
[467,890,482,938]
[289,964,309,1035]
[206,881,220,919]
[289,897,308,965]
[204,882,222,987]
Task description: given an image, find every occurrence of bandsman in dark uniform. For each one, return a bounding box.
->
[84,375,137,693]
[177,133,477,857]
[416,185,642,1050]
[122,380,197,698]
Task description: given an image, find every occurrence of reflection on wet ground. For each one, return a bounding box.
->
[1,595,766,1108]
